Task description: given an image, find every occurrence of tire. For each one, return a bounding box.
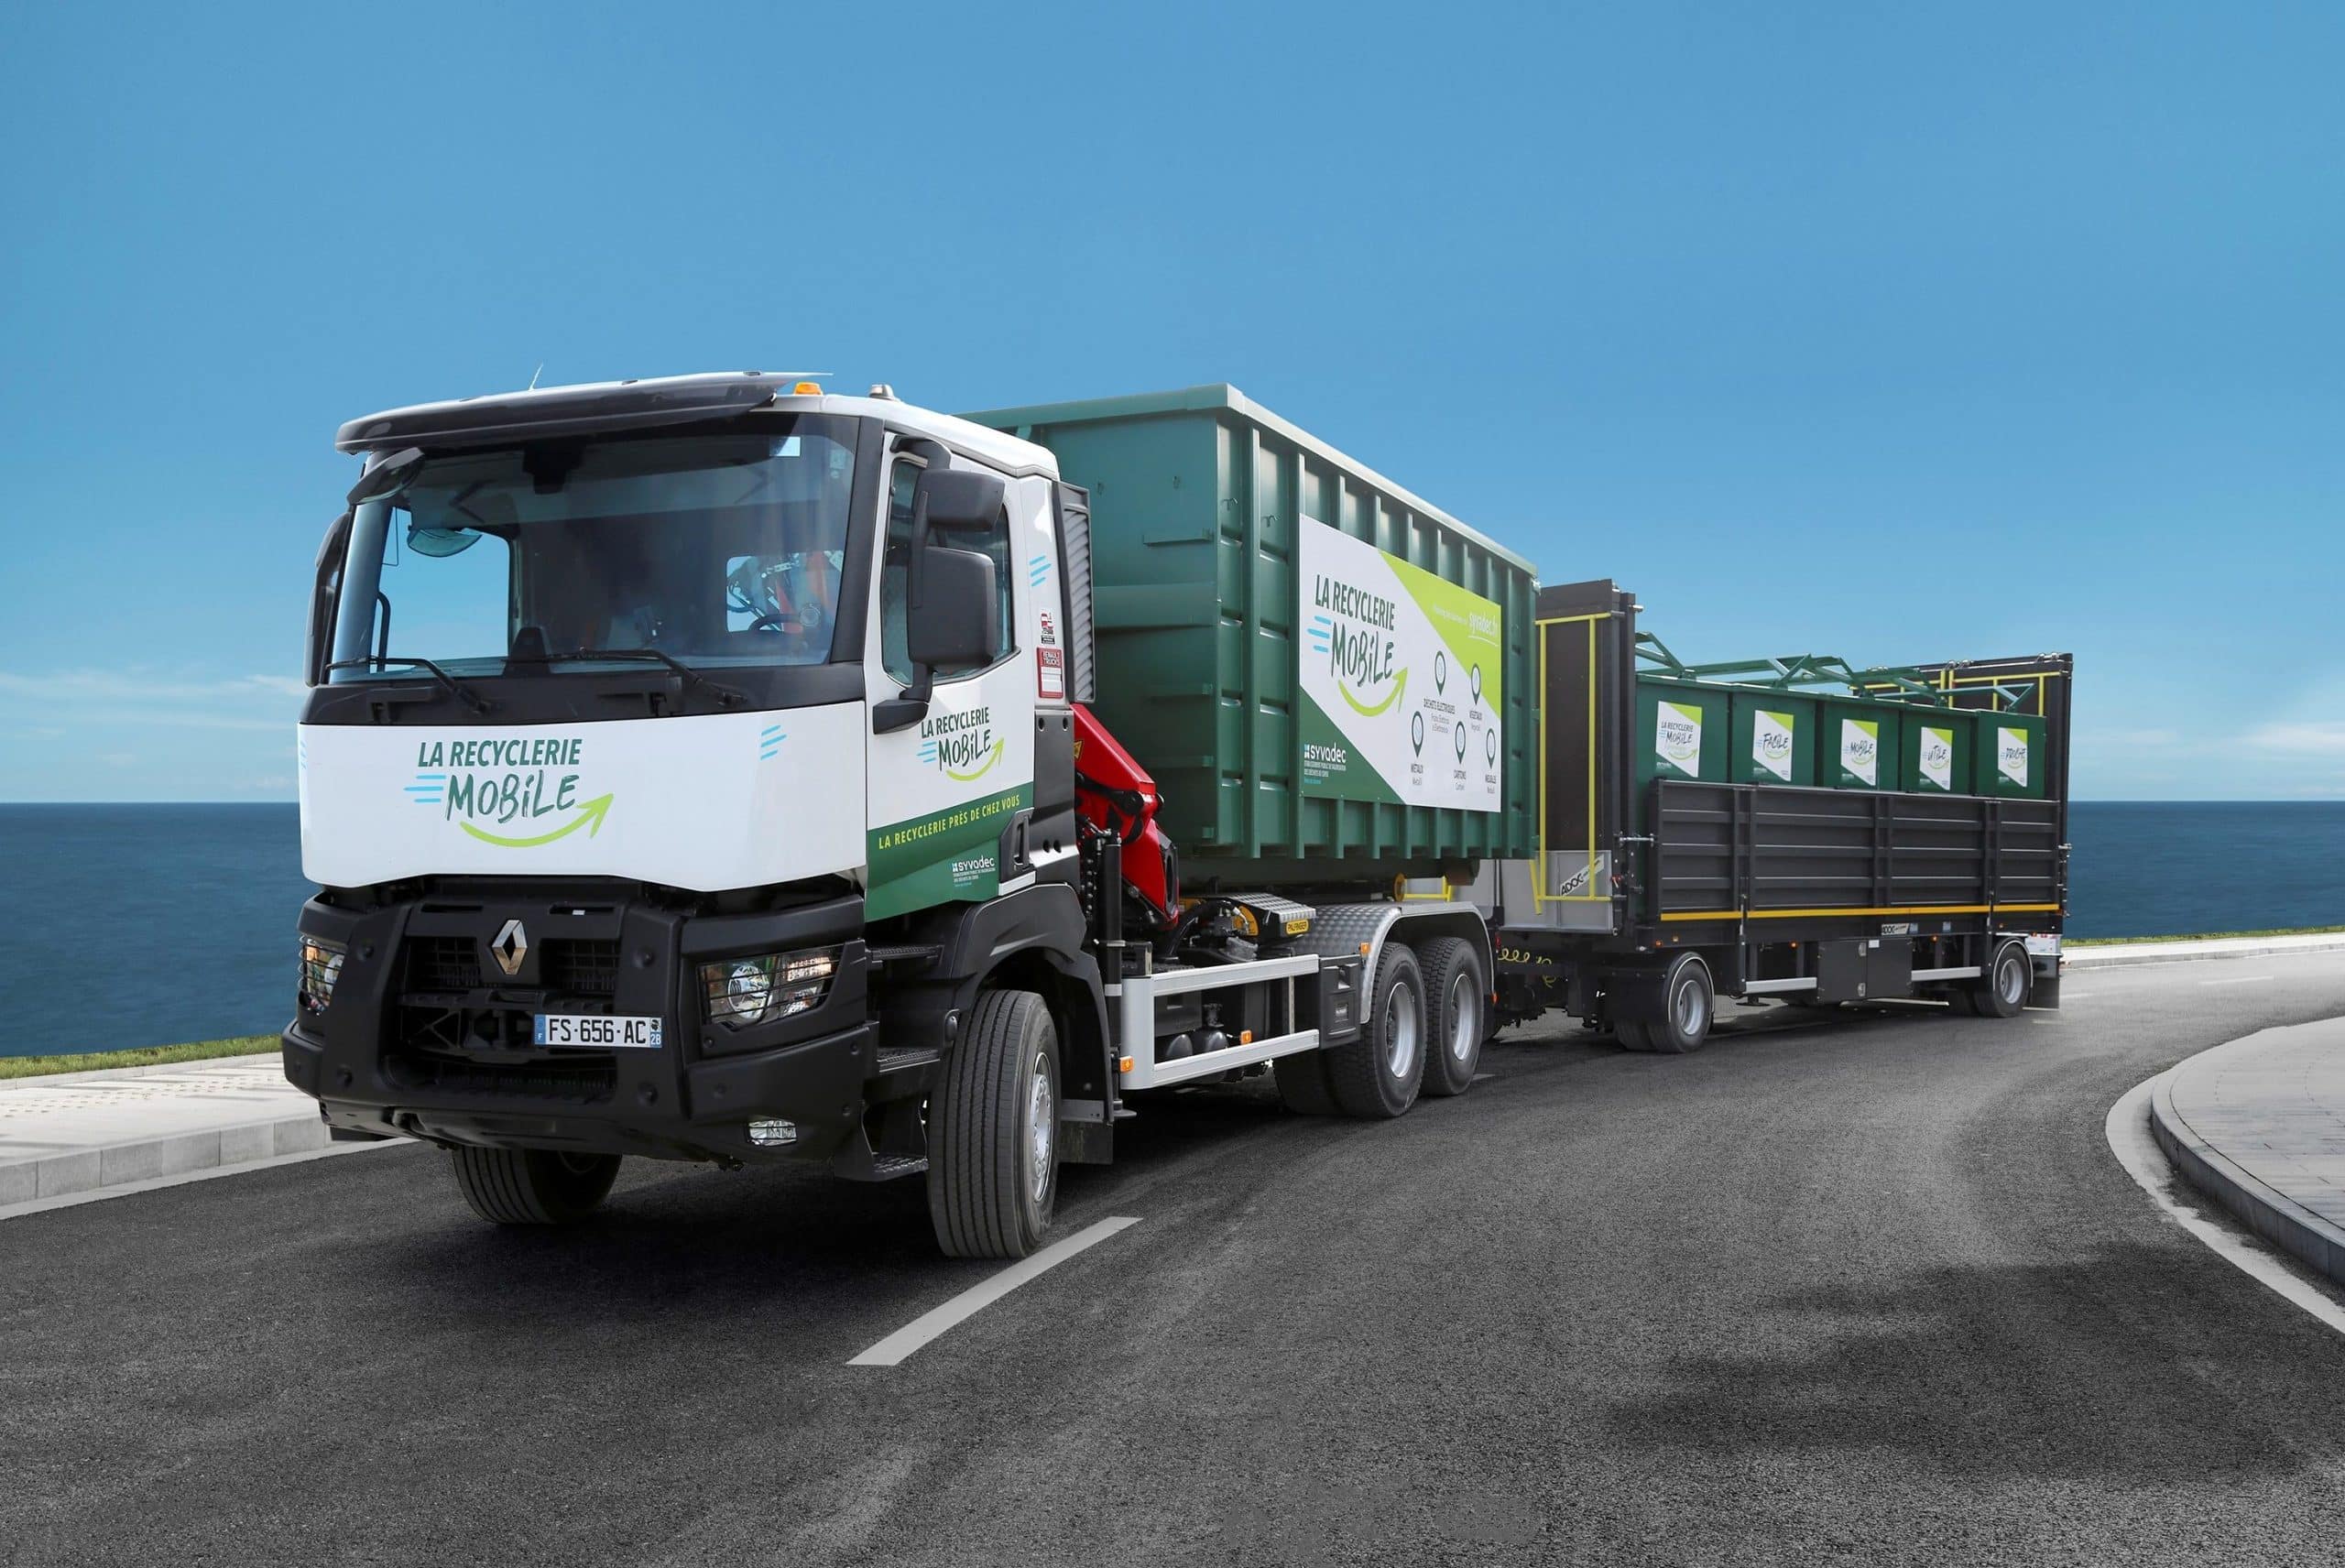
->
[1613,1018,1653,1051]
[1274,1050,1340,1116]
[928,989,1062,1259]
[1326,942,1427,1118]
[1418,937,1488,1098]
[1944,987,1980,1016]
[1976,941,2032,1019]
[1646,954,1715,1053]
[450,1147,620,1225]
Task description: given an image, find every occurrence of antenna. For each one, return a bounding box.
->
[527,363,544,390]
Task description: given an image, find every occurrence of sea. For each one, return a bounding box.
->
[2,801,2341,1060]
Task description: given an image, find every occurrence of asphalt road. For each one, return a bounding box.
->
[7,954,2345,1566]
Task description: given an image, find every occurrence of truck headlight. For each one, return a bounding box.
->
[300,936,345,1014]
[700,947,839,1028]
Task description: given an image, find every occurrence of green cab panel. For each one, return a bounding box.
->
[964,385,1537,886]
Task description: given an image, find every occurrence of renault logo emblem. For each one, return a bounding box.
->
[490,919,529,977]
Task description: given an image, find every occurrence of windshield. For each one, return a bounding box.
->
[328,419,859,681]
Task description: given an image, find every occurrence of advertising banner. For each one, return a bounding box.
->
[1296,517,1502,812]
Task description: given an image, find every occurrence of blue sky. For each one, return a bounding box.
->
[2,1,2338,800]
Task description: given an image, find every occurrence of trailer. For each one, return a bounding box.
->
[1482,579,2070,1051]
[286,376,1532,1258]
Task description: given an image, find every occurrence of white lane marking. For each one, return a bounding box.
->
[849,1215,1142,1367]
[2062,992,2095,1001]
[2104,1073,2345,1338]
[2199,975,2274,985]
[0,1137,412,1222]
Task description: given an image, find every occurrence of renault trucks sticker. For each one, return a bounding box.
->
[1752,709,1796,781]
[1838,717,1880,787]
[1296,517,1502,811]
[1655,702,1704,779]
[1918,725,1956,790]
[1998,725,2029,788]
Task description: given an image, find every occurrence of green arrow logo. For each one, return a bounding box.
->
[1339,666,1408,718]
[945,736,1007,782]
[459,793,615,848]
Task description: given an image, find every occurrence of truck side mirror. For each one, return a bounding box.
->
[874,465,1010,734]
[907,544,1000,670]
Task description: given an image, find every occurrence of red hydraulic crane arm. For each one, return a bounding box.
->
[1072,702,1178,927]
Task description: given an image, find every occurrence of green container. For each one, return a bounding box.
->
[1903,713,1971,794]
[1816,697,1903,790]
[1974,710,2048,799]
[1636,676,1730,794]
[1728,691,1817,786]
[965,385,1537,884]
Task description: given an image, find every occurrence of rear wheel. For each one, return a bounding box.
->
[1327,942,1427,1118]
[1646,955,1715,1054]
[928,989,1061,1259]
[1613,1019,1653,1051]
[1944,987,1980,1015]
[1419,937,1488,1098]
[450,1148,620,1225]
[1976,941,2032,1018]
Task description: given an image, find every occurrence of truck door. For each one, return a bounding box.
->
[861,446,1047,921]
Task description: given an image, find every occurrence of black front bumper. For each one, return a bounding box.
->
[285,884,878,1163]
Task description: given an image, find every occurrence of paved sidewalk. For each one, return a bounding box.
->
[2067,931,2345,968]
[2150,1018,2345,1286]
[0,1053,328,1207]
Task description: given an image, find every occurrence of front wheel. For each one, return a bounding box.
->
[1418,937,1488,1098]
[450,1148,621,1225]
[928,989,1062,1259]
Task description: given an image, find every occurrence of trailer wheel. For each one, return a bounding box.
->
[927,989,1061,1259]
[1976,942,2032,1019]
[1419,937,1488,1097]
[450,1148,620,1225]
[1613,1020,1653,1051]
[1646,955,1715,1054]
[1326,942,1427,1118]
[1943,988,1980,1016]
[1274,1051,1340,1116]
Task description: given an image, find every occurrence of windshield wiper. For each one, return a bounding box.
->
[324,655,494,713]
[546,647,750,708]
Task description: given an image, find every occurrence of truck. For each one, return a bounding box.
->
[287,375,1534,1258]
[1478,578,2069,1050]
[284,374,2070,1258]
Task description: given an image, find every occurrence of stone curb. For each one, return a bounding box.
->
[0,1114,330,1207]
[2066,938,2345,971]
[2148,1042,2345,1289]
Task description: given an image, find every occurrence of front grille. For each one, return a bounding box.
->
[387,1050,616,1104]
[542,938,620,997]
[408,936,481,992]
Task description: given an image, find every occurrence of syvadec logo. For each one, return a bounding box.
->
[408,735,613,848]
[1307,574,1407,717]
[918,705,1004,782]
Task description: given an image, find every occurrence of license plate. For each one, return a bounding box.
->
[534,1013,664,1049]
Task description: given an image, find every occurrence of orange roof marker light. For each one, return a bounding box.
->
[791,381,823,396]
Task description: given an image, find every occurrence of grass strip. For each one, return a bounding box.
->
[0,1034,278,1081]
